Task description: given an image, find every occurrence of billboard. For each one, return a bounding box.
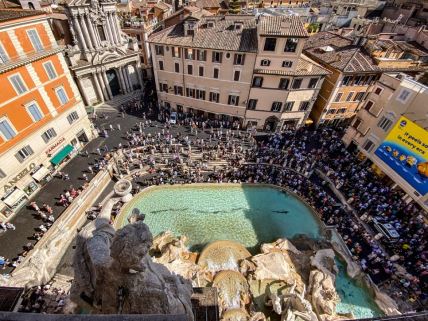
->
[375,116,428,195]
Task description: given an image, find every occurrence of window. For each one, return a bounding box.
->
[155,45,164,55]
[345,92,354,102]
[279,78,289,90]
[299,101,310,111]
[354,92,365,101]
[252,76,263,87]
[364,100,374,112]
[284,101,294,111]
[43,62,56,80]
[196,50,207,61]
[184,48,194,60]
[271,102,282,112]
[378,116,393,131]
[354,76,363,85]
[228,94,239,106]
[67,111,79,124]
[196,89,205,100]
[159,60,164,70]
[247,99,257,110]
[175,62,180,73]
[352,118,362,129]
[234,54,245,65]
[282,61,293,68]
[341,76,351,86]
[172,46,181,58]
[213,68,219,79]
[10,74,27,94]
[212,51,222,63]
[162,83,168,93]
[186,88,195,98]
[291,78,302,89]
[284,38,298,52]
[15,145,33,162]
[26,102,43,121]
[337,108,346,114]
[27,29,43,52]
[397,89,410,103]
[199,66,204,77]
[0,43,8,63]
[98,25,106,41]
[308,78,318,89]
[264,38,277,51]
[41,128,57,143]
[261,59,270,66]
[233,70,240,81]
[187,64,193,75]
[334,92,343,102]
[174,85,183,96]
[0,118,16,140]
[374,87,383,95]
[56,87,68,105]
[363,139,375,152]
[209,92,219,103]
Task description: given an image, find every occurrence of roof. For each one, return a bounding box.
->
[303,31,381,73]
[254,55,330,77]
[258,15,308,38]
[0,9,45,22]
[195,0,221,9]
[149,15,258,52]
[153,1,171,11]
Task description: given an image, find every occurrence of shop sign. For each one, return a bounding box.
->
[46,137,65,156]
[3,163,36,193]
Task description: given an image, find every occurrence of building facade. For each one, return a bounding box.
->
[149,15,328,130]
[64,0,144,106]
[343,73,428,211]
[0,10,94,220]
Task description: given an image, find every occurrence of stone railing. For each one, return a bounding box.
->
[6,165,113,288]
[0,313,188,321]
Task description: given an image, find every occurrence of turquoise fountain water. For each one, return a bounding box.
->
[120,184,382,319]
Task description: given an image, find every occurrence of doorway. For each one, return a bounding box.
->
[106,69,121,96]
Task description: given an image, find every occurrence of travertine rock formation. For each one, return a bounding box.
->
[70,204,194,320]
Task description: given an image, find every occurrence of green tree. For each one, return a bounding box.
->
[228,0,241,14]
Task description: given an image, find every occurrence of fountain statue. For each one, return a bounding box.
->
[70,202,194,320]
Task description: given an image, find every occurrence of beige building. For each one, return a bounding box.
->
[343,74,428,211]
[149,15,329,130]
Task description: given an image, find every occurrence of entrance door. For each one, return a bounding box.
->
[106,69,121,96]
[264,116,279,132]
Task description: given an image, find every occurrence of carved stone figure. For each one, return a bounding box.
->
[70,204,194,320]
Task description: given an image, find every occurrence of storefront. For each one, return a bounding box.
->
[31,166,52,185]
[50,144,75,167]
[1,188,28,213]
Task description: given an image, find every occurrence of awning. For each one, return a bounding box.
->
[32,166,51,182]
[3,189,27,207]
[50,144,74,166]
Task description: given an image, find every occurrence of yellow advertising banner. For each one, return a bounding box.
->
[375,116,428,195]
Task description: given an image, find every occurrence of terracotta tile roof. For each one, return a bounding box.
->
[303,31,380,73]
[259,15,308,38]
[254,55,330,76]
[195,0,221,8]
[149,15,258,52]
[154,1,171,11]
[0,9,45,22]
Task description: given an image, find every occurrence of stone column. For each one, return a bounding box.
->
[117,67,128,94]
[76,77,90,106]
[136,63,144,89]
[79,14,93,50]
[102,71,113,100]
[96,72,109,101]
[86,14,99,49]
[93,72,104,102]
[122,65,132,92]
[72,15,87,51]
[113,12,123,45]
[104,12,115,45]
[108,12,119,44]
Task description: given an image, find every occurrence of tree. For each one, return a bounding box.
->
[228,0,241,14]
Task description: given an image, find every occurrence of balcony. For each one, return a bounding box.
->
[0,44,64,74]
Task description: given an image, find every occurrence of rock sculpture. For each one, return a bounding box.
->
[70,204,194,320]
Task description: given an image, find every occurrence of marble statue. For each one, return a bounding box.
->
[70,203,194,320]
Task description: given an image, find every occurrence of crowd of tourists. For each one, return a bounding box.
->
[1,91,426,311]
